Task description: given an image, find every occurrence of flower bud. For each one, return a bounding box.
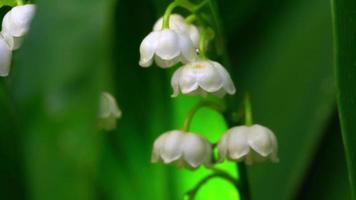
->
[217,124,278,165]
[171,60,236,97]
[98,92,122,131]
[151,130,212,169]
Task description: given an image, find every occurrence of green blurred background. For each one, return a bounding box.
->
[0,0,352,200]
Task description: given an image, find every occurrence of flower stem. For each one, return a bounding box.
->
[193,0,209,12]
[199,28,208,59]
[244,93,253,126]
[185,14,197,24]
[162,2,178,29]
[182,100,225,132]
[186,169,239,200]
[237,163,251,200]
[16,0,24,5]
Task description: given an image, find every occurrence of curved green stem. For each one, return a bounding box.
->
[182,100,225,132]
[185,14,197,24]
[186,169,239,200]
[162,2,178,29]
[244,94,253,126]
[16,0,24,5]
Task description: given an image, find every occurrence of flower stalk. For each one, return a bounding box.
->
[162,2,178,29]
[186,168,239,200]
[244,94,253,126]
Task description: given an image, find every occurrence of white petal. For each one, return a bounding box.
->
[3,5,36,37]
[0,31,23,50]
[248,125,274,157]
[160,131,185,163]
[182,134,211,168]
[155,29,180,60]
[151,133,169,162]
[217,133,229,162]
[177,32,197,63]
[171,67,183,97]
[227,126,250,160]
[139,31,160,67]
[195,61,223,92]
[179,64,199,94]
[211,61,236,94]
[267,128,279,162]
[0,36,12,77]
[187,25,200,48]
[154,54,179,68]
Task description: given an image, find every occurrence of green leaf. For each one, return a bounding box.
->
[297,118,351,200]
[231,0,336,199]
[9,0,114,199]
[331,0,356,198]
[0,0,16,7]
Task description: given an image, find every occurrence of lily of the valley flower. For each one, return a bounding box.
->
[98,92,122,131]
[153,14,200,48]
[171,60,236,97]
[151,130,212,169]
[139,29,197,68]
[217,124,279,165]
[0,36,12,77]
[1,4,36,50]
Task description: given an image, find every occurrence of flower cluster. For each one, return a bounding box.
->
[139,13,236,97]
[0,4,36,76]
[151,124,278,168]
[139,7,279,169]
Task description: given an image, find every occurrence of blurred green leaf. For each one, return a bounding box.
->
[224,0,335,199]
[0,0,16,8]
[331,0,356,198]
[10,0,115,199]
[297,117,351,200]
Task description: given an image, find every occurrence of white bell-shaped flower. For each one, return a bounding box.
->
[1,4,36,50]
[139,29,197,68]
[98,92,122,131]
[151,130,212,169]
[153,14,200,47]
[171,60,236,97]
[217,124,279,165]
[0,35,12,77]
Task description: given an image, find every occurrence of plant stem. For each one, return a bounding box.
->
[187,169,239,200]
[182,100,225,132]
[162,2,178,29]
[16,0,24,5]
[185,14,197,24]
[199,28,208,59]
[237,163,251,200]
[244,94,253,126]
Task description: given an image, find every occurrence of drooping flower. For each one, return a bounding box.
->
[1,4,36,50]
[0,35,12,77]
[151,130,212,169]
[139,29,197,68]
[153,14,200,48]
[171,60,236,97]
[217,124,279,165]
[98,92,122,131]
